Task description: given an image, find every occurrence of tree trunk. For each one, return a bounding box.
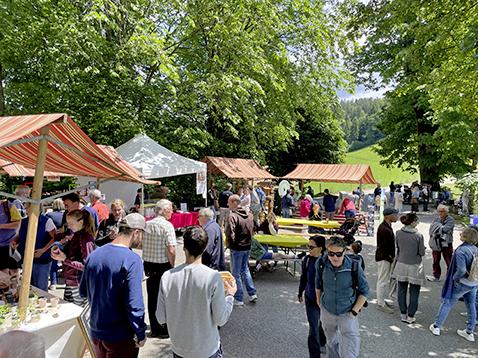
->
[0,63,5,116]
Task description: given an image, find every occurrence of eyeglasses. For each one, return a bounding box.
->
[327,250,345,257]
[308,245,318,250]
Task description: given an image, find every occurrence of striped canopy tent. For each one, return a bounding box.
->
[203,156,276,179]
[0,159,68,177]
[0,113,153,315]
[283,164,377,184]
[0,145,155,187]
[0,114,154,184]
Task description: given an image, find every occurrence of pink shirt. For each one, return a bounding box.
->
[339,198,356,214]
[299,199,311,218]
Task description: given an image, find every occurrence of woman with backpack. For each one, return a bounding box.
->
[298,235,327,357]
[429,227,478,342]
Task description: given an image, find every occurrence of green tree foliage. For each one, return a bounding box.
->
[268,106,346,176]
[340,98,384,151]
[0,0,350,169]
[373,89,443,188]
[345,0,478,183]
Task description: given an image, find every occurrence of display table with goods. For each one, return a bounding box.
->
[0,283,90,358]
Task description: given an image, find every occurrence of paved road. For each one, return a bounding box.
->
[138,210,477,358]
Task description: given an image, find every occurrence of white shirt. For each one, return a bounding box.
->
[157,264,234,358]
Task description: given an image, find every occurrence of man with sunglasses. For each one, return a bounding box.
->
[316,236,369,358]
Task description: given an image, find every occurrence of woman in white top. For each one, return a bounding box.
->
[394,188,404,212]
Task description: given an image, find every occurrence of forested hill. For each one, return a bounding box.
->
[340,98,385,151]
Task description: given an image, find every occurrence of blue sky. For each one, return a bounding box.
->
[338,84,391,101]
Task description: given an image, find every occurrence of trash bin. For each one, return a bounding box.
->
[470,215,478,226]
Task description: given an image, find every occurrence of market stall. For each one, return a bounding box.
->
[77,133,208,210]
[0,287,87,358]
[283,163,378,235]
[203,156,276,180]
[0,113,152,322]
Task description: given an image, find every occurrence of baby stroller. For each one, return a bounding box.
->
[336,217,360,245]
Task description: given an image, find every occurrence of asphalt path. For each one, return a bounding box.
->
[136,209,478,358]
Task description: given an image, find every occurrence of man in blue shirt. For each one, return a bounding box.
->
[322,189,337,220]
[80,213,147,358]
[199,207,226,271]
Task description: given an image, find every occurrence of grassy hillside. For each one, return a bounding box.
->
[308,145,419,194]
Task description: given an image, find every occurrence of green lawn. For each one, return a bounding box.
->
[307,145,419,194]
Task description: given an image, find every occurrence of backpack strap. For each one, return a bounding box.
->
[316,256,325,290]
[351,258,359,292]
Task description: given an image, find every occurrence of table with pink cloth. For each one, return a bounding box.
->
[169,211,199,228]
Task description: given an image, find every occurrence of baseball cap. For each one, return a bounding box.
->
[383,207,399,216]
[118,213,146,230]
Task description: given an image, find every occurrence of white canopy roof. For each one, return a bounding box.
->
[116,133,206,179]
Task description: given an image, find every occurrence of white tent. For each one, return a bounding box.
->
[77,134,207,208]
[117,134,206,179]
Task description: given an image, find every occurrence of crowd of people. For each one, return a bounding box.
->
[2,180,478,358]
[375,204,478,344]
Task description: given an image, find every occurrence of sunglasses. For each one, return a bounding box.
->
[327,250,345,257]
[308,245,318,250]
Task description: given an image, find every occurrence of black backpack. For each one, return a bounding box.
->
[316,254,368,308]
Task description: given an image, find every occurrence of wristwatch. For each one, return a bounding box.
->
[351,310,358,316]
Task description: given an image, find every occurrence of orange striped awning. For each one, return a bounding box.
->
[203,156,276,179]
[0,159,69,177]
[283,164,377,184]
[0,113,154,183]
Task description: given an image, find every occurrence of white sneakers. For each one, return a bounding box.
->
[457,329,475,342]
[429,324,440,336]
[429,325,475,341]
[234,295,258,305]
[401,315,416,324]
[233,299,244,306]
[426,275,440,282]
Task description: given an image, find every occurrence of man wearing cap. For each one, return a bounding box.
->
[80,213,147,358]
[375,207,399,313]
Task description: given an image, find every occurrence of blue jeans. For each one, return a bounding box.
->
[50,260,59,285]
[434,282,478,333]
[32,262,52,292]
[476,288,478,319]
[230,250,256,302]
[305,296,326,358]
[282,208,291,218]
[397,281,420,317]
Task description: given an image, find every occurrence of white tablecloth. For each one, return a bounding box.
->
[15,302,86,358]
